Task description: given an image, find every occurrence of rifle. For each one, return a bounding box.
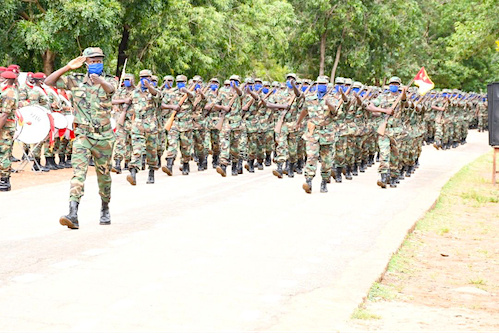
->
[193,84,210,110]
[164,84,196,131]
[274,93,298,134]
[0,113,8,130]
[215,85,243,131]
[376,78,414,136]
[118,58,128,88]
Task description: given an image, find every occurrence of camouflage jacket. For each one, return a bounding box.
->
[204,89,219,130]
[19,85,50,109]
[258,91,276,132]
[113,87,134,131]
[268,88,301,133]
[131,88,161,134]
[162,87,195,132]
[215,86,242,130]
[303,93,336,144]
[1,85,19,129]
[56,72,117,140]
[242,91,260,133]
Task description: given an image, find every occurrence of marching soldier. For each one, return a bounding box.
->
[46,47,117,229]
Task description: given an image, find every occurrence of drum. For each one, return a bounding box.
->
[51,112,68,129]
[14,106,51,144]
[110,118,117,132]
[65,114,75,130]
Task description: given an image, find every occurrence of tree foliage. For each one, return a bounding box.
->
[0,0,496,90]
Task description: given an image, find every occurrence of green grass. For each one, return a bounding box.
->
[351,305,381,320]
[368,282,396,302]
[468,277,486,286]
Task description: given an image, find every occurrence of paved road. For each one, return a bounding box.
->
[0,130,491,332]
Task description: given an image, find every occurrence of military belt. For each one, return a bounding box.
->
[316,125,327,130]
[77,123,112,134]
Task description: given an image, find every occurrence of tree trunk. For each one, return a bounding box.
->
[116,24,130,77]
[42,49,55,75]
[319,30,327,76]
[330,27,346,83]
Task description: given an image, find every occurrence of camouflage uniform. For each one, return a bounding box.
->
[113,84,134,165]
[56,72,117,203]
[204,84,221,166]
[19,85,50,159]
[242,85,262,168]
[0,84,19,184]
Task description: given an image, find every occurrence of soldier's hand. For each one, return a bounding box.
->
[124,97,132,104]
[173,105,181,112]
[90,74,103,84]
[143,80,151,88]
[179,87,188,94]
[386,108,394,116]
[67,56,86,70]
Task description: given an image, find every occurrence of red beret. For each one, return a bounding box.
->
[0,67,7,72]
[33,72,46,79]
[1,71,18,79]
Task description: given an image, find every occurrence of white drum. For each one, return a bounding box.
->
[110,118,117,131]
[51,112,68,129]
[65,114,75,130]
[14,106,51,144]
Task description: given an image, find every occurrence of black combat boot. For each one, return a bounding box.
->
[415,158,420,168]
[60,201,79,229]
[141,154,146,170]
[288,162,295,178]
[256,159,264,170]
[390,176,398,188]
[127,168,137,186]
[345,166,353,180]
[123,162,129,171]
[320,179,328,193]
[359,160,366,173]
[303,178,312,194]
[452,141,459,148]
[433,140,442,150]
[399,166,405,180]
[375,153,380,163]
[10,155,20,162]
[198,158,204,171]
[216,164,227,177]
[377,173,388,189]
[247,160,255,173]
[406,166,413,177]
[89,157,95,166]
[212,154,220,168]
[64,155,72,168]
[112,159,122,174]
[231,161,238,176]
[162,158,173,176]
[146,169,155,184]
[32,158,50,172]
[335,167,343,183]
[265,153,272,166]
[203,156,208,171]
[273,163,283,178]
[295,158,303,174]
[237,159,243,174]
[58,155,66,169]
[182,162,190,175]
[0,177,11,192]
[368,154,375,166]
[352,163,359,176]
[99,201,111,225]
[45,157,59,170]
[283,160,289,175]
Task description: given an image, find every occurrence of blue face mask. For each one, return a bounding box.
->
[458,94,462,98]
[262,88,269,94]
[301,86,308,92]
[140,78,150,92]
[310,86,317,92]
[231,81,239,87]
[482,98,486,102]
[272,89,276,93]
[87,63,103,75]
[177,82,186,89]
[317,84,327,98]
[442,93,447,98]
[248,85,254,91]
[123,80,131,87]
[210,84,218,91]
[352,88,360,93]
[389,85,399,93]
[195,84,201,90]
[152,81,157,87]
[255,84,262,91]
[360,91,366,97]
[342,86,348,92]
[336,85,343,91]
[286,80,293,89]
[165,82,172,89]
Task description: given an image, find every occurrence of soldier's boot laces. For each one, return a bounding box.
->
[231,161,238,176]
[46,157,58,171]
[162,158,173,176]
[99,201,111,225]
[302,178,312,194]
[0,177,11,192]
[288,162,295,178]
[320,179,328,193]
[182,162,190,175]
[377,173,388,189]
[273,163,284,179]
[112,159,122,174]
[335,167,343,183]
[60,201,79,229]
[127,168,137,186]
[216,164,227,177]
[146,169,155,184]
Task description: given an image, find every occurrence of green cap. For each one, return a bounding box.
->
[83,47,105,58]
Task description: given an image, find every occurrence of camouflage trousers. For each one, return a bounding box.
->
[275,127,299,164]
[297,134,306,161]
[208,129,220,156]
[166,128,193,164]
[0,127,15,177]
[193,129,208,160]
[69,134,115,203]
[114,127,132,162]
[32,135,48,158]
[426,122,435,141]
[57,136,73,156]
[247,131,264,161]
[239,127,248,160]
[434,121,445,143]
[478,114,488,131]
[377,133,399,176]
[219,127,242,166]
[157,129,168,158]
[43,136,60,158]
[345,134,357,166]
[258,130,274,156]
[333,135,348,168]
[130,131,158,170]
[303,132,333,180]
[397,132,411,167]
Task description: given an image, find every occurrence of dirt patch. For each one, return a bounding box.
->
[348,152,499,331]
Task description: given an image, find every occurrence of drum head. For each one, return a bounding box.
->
[110,118,117,130]
[51,112,68,129]
[65,115,75,130]
[15,106,51,144]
